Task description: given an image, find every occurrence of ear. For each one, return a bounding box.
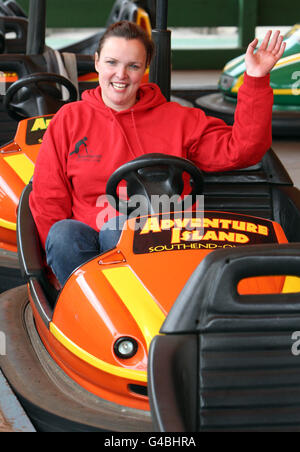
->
[94,52,100,73]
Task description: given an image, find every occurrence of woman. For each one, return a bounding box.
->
[29,21,286,286]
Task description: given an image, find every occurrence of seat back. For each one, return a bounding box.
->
[17,182,44,279]
[17,182,59,321]
[106,0,138,26]
[203,149,293,220]
[3,0,27,17]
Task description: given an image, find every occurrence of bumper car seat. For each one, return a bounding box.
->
[17,182,60,323]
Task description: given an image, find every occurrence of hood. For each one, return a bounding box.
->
[81,83,167,115]
[80,83,167,159]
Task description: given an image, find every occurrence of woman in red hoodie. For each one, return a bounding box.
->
[29,21,286,285]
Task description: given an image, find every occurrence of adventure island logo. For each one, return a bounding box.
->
[133,211,277,254]
[26,116,54,145]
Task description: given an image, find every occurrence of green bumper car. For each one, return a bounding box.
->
[196,24,300,137]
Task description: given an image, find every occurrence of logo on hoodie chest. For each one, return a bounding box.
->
[70,137,102,162]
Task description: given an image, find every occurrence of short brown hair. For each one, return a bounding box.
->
[96,20,155,67]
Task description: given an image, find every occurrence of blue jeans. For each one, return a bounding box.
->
[46,217,126,286]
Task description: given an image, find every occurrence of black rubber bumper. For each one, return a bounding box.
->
[196,93,300,138]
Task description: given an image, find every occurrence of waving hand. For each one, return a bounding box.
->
[245,30,286,77]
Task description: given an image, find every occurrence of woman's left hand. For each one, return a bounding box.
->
[245,30,286,77]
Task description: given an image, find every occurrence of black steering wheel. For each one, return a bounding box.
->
[4,72,78,121]
[106,153,204,215]
[4,0,27,17]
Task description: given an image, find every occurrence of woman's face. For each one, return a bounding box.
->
[95,37,147,111]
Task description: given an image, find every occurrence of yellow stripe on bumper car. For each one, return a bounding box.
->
[4,154,35,185]
[102,266,165,350]
[0,218,16,231]
[50,322,147,382]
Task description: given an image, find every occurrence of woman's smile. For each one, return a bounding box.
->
[111,82,129,92]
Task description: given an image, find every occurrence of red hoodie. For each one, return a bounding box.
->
[30,73,273,248]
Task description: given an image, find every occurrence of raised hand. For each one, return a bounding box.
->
[245,30,286,77]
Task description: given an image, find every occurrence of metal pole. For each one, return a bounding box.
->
[26,0,46,55]
[149,0,171,101]
[156,0,168,30]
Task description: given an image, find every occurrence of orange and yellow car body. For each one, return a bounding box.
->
[30,210,290,411]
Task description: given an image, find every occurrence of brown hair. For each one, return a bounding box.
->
[96,20,155,67]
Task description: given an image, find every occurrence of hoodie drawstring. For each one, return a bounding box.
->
[107,109,136,159]
[108,108,145,159]
[131,110,145,157]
